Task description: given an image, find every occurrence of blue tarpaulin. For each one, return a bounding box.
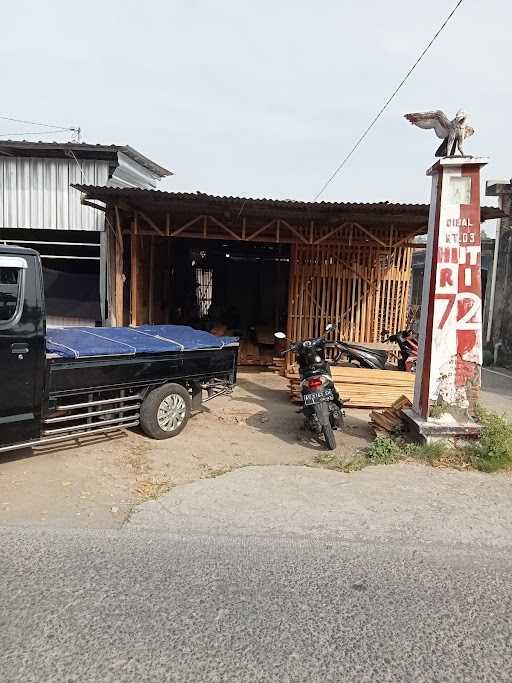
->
[46,325,239,359]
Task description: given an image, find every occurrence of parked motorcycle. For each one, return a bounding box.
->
[382,329,418,372]
[333,329,418,372]
[275,324,345,450]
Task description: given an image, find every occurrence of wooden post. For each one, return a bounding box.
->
[130,213,140,326]
[114,205,124,327]
[148,236,155,324]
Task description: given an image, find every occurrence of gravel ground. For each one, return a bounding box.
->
[0,370,371,528]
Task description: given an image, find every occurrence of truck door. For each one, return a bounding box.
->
[0,254,44,447]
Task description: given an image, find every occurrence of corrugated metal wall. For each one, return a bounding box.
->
[0,157,108,231]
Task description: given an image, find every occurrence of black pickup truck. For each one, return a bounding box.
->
[0,245,238,454]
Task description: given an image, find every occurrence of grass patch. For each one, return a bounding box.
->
[464,408,512,473]
[312,408,512,475]
[366,436,404,464]
[406,441,470,469]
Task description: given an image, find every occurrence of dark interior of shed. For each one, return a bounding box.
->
[165,238,290,365]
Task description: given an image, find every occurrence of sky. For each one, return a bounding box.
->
[1,0,510,214]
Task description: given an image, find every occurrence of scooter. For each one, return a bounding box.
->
[333,329,418,372]
[275,324,345,450]
[382,329,418,372]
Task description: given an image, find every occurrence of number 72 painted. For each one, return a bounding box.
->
[434,292,481,330]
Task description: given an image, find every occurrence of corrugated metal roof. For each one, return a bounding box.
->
[72,184,504,222]
[0,141,172,178]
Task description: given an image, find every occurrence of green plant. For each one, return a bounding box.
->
[366,436,404,464]
[465,408,512,472]
[405,440,469,468]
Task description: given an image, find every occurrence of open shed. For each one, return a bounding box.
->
[74,185,501,366]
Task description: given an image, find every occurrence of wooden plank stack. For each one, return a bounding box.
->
[286,365,415,409]
[369,395,413,432]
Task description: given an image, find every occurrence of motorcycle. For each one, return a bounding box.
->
[333,329,418,372]
[275,324,345,450]
[382,329,418,372]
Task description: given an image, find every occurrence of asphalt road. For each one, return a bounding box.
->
[2,526,512,682]
[481,367,512,417]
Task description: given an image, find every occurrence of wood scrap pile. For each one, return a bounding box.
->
[286,364,416,409]
[269,357,286,377]
[369,395,412,433]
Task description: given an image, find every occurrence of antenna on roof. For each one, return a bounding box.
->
[71,127,81,143]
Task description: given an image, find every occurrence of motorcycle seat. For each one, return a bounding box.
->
[339,342,388,360]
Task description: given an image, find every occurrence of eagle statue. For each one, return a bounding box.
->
[404,110,474,157]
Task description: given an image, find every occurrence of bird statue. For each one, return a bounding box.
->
[404,110,474,157]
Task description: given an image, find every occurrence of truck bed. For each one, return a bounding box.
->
[46,325,239,396]
[46,325,238,359]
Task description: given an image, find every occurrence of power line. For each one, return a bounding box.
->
[313,0,465,201]
[0,112,79,133]
[0,129,70,137]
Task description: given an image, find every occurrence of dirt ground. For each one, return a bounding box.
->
[0,370,373,528]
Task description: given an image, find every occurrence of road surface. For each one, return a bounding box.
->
[1,368,511,682]
[2,526,512,682]
[481,367,512,417]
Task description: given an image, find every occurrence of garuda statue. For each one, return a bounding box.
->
[404,110,474,156]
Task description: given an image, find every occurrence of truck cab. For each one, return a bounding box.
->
[0,246,46,448]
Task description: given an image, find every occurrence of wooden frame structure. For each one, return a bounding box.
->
[74,185,501,352]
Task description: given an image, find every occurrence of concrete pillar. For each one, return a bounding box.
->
[407,157,488,438]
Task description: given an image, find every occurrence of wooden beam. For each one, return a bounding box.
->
[313,221,351,245]
[279,219,309,244]
[208,215,242,241]
[246,219,276,241]
[114,205,124,327]
[130,214,140,326]
[148,236,155,324]
[81,197,106,213]
[331,253,375,289]
[138,210,165,236]
[391,227,427,249]
[351,222,388,248]
[171,214,204,237]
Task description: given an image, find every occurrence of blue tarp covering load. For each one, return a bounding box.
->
[46,325,239,360]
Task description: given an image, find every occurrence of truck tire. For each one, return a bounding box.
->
[140,383,191,440]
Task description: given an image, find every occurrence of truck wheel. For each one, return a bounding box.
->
[140,383,191,440]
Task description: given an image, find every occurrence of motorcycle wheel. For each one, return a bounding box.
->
[322,422,336,450]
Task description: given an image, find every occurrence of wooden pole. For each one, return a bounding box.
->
[114,205,124,327]
[130,213,139,326]
[149,236,155,324]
